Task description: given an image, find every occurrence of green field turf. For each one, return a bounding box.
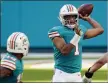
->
[22,69,107,82]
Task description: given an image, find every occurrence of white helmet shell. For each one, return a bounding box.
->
[7,32,29,56]
[59,4,79,28]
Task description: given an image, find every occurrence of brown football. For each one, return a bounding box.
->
[78,4,93,18]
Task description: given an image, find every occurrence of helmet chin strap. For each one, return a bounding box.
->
[66,24,76,29]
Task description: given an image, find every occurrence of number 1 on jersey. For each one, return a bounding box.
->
[75,43,79,55]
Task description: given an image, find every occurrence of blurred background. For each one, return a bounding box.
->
[1,1,108,82]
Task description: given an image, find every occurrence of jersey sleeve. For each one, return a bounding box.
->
[1,55,16,70]
[48,27,61,40]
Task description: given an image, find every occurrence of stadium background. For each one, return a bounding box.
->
[1,1,108,82]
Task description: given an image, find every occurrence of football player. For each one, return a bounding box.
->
[48,4,104,82]
[0,32,29,83]
[83,52,108,82]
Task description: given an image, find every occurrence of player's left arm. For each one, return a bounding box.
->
[89,52,108,73]
[79,14,104,39]
[83,52,108,83]
[0,55,16,78]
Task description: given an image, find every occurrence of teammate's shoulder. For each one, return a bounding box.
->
[1,53,17,70]
[2,53,17,62]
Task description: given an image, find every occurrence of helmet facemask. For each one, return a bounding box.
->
[62,14,79,28]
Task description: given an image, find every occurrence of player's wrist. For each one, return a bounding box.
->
[85,67,94,78]
[70,34,81,46]
[86,17,92,22]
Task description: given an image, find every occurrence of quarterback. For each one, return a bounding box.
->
[0,32,29,83]
[48,4,104,82]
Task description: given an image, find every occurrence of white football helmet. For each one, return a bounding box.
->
[7,32,29,56]
[59,4,79,28]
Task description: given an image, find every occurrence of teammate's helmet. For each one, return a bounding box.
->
[59,4,79,28]
[7,32,29,56]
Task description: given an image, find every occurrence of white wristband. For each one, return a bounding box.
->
[70,34,81,46]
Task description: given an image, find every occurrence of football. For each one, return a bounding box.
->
[78,4,93,18]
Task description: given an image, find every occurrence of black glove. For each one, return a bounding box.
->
[85,67,94,78]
